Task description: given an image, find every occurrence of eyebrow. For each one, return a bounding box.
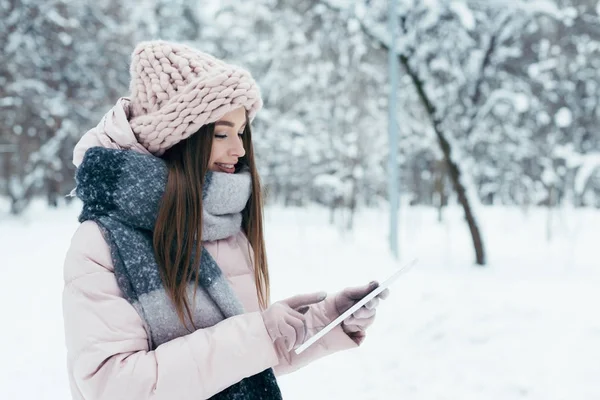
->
[214,120,247,129]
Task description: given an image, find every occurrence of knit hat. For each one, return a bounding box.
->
[127,40,263,155]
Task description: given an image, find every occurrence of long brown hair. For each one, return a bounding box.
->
[153,118,270,329]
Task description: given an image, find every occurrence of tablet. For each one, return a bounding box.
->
[294,258,417,355]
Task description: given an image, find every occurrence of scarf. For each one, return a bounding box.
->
[75,146,282,400]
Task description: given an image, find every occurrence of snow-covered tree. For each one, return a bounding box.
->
[1,0,598,241]
[203,0,389,229]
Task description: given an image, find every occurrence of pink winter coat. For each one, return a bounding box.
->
[62,220,357,400]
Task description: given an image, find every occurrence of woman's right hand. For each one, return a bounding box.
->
[261,291,328,355]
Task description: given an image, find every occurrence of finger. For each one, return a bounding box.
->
[377,288,390,300]
[345,314,376,329]
[342,320,363,333]
[353,306,376,319]
[279,321,297,352]
[356,315,376,329]
[349,330,367,345]
[285,315,307,348]
[343,281,379,301]
[364,297,379,310]
[283,291,328,309]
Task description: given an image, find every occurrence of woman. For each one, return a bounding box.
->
[63,40,389,400]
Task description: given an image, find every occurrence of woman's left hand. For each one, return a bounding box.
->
[334,281,390,345]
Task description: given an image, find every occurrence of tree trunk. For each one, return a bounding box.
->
[546,185,556,242]
[46,175,60,208]
[434,159,447,223]
[329,204,335,225]
[346,177,358,231]
[340,9,488,265]
[398,53,486,265]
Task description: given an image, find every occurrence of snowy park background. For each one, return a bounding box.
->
[1,0,599,399]
[1,201,599,399]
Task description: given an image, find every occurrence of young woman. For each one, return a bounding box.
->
[63,40,389,400]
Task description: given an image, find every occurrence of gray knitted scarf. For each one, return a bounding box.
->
[75,147,282,400]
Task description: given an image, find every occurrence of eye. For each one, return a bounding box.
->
[238,132,244,137]
[214,134,227,139]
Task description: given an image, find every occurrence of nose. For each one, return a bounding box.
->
[230,137,245,158]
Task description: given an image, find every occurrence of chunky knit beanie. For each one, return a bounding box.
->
[127,40,263,155]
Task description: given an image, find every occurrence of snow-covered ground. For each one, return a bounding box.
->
[1,200,599,399]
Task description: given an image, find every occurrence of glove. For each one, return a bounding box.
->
[334,281,390,345]
[261,291,328,361]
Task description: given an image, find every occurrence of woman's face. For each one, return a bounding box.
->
[208,107,247,173]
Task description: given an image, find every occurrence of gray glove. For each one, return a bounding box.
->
[261,291,328,356]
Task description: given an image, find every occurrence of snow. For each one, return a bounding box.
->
[347,18,360,33]
[513,93,530,113]
[498,0,563,19]
[57,32,72,46]
[450,1,476,31]
[574,153,600,195]
[476,89,528,123]
[1,201,598,399]
[46,9,78,29]
[554,107,573,128]
[0,97,20,108]
[528,58,558,79]
[536,110,551,126]
[286,119,307,135]
[314,174,346,192]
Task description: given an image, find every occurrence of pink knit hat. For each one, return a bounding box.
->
[127,40,263,155]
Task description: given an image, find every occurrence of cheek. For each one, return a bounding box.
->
[209,141,225,164]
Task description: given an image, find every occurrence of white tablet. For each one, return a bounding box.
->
[294,258,417,355]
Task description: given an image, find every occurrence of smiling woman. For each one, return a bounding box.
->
[210,107,248,174]
[62,40,389,400]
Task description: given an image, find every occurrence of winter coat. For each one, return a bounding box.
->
[62,220,357,400]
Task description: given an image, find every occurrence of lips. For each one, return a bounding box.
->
[215,163,236,174]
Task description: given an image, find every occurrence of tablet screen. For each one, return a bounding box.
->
[294,258,417,355]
